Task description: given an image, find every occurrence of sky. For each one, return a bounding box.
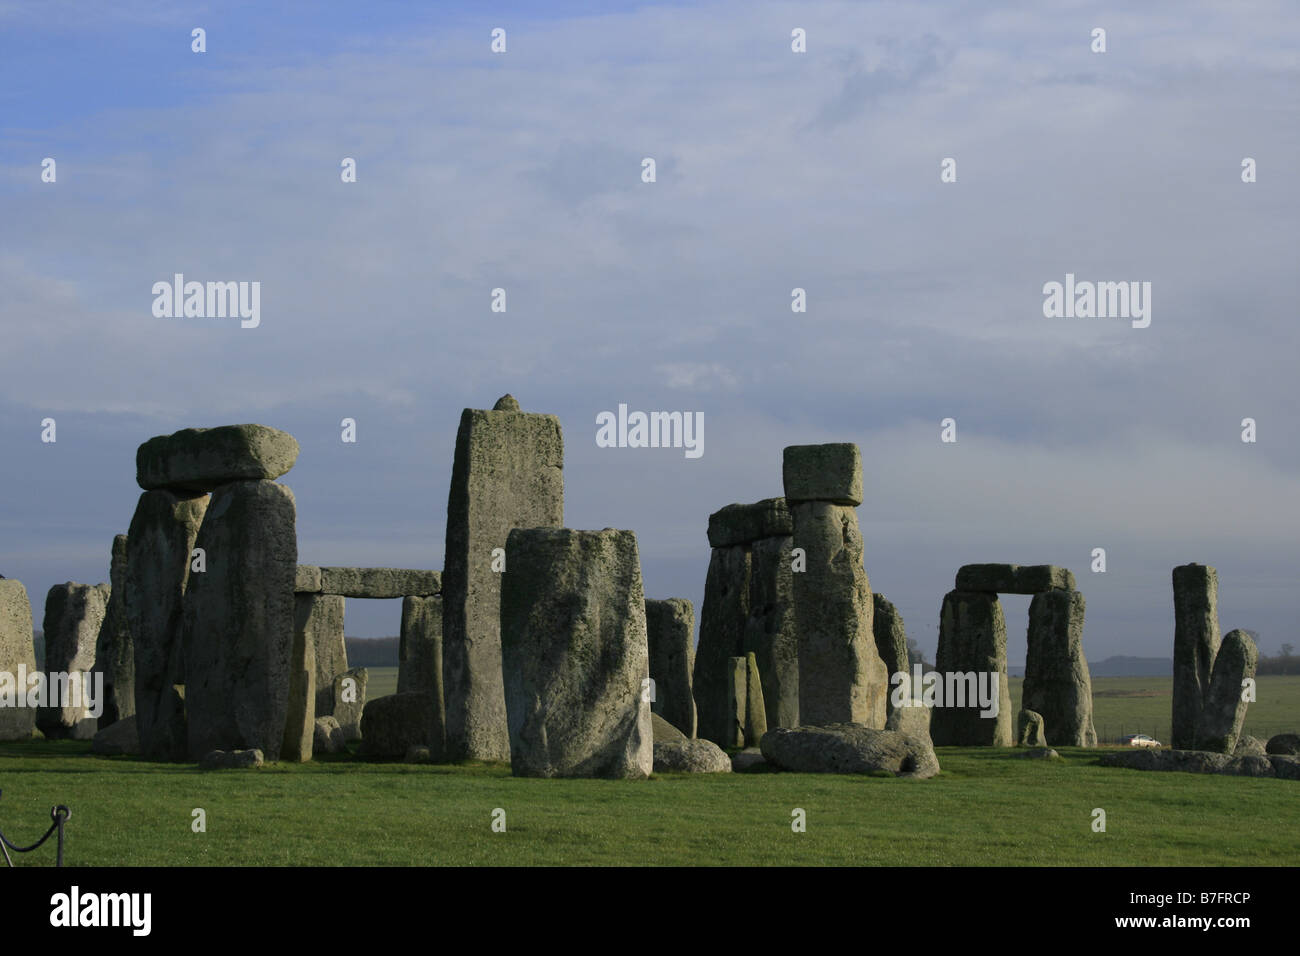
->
[1,1,1297,663]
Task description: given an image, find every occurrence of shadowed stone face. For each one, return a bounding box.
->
[442,400,564,763]
[136,424,299,492]
[930,590,1012,746]
[37,582,110,740]
[744,534,798,731]
[955,564,1076,594]
[1023,589,1097,747]
[644,597,696,738]
[399,594,445,760]
[126,489,208,762]
[693,544,750,745]
[1172,563,1221,749]
[500,528,651,779]
[93,535,134,727]
[873,593,909,719]
[1196,629,1258,754]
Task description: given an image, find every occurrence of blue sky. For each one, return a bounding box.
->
[2,1,1298,662]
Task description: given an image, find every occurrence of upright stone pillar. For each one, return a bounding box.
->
[442,395,564,762]
[645,597,696,738]
[37,582,110,739]
[302,594,346,717]
[872,593,909,719]
[743,651,768,746]
[1172,564,1221,750]
[183,480,297,761]
[126,489,208,761]
[784,444,887,728]
[724,656,748,749]
[0,580,38,741]
[1197,629,1258,753]
[1023,589,1097,746]
[400,594,446,760]
[93,535,134,727]
[744,525,798,731]
[930,590,1013,746]
[693,544,750,745]
[282,593,318,762]
[500,528,651,779]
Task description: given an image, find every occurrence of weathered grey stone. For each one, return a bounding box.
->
[318,567,441,599]
[1222,754,1275,777]
[707,498,792,548]
[1017,709,1047,747]
[1023,589,1097,747]
[137,424,299,492]
[200,748,264,770]
[760,724,941,779]
[790,501,888,728]
[1014,747,1060,760]
[359,693,432,757]
[731,748,768,772]
[500,528,651,779]
[312,716,347,755]
[443,399,564,763]
[1172,563,1221,750]
[297,594,346,718]
[1269,755,1300,780]
[1196,628,1257,754]
[885,701,932,743]
[93,535,133,727]
[725,656,747,749]
[1266,733,1300,755]
[0,580,38,741]
[782,443,863,506]
[333,667,367,740]
[1234,734,1267,757]
[651,712,686,743]
[872,594,909,719]
[645,597,697,739]
[744,651,767,748]
[954,564,1076,594]
[183,480,297,762]
[653,739,732,773]
[930,590,1013,746]
[743,535,798,731]
[294,565,322,593]
[1098,749,1232,775]
[127,489,208,761]
[493,394,521,412]
[281,593,318,763]
[693,544,750,746]
[91,714,139,756]
[400,595,445,761]
[37,582,110,739]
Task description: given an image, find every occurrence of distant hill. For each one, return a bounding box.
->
[1009,655,1172,678]
[345,635,399,667]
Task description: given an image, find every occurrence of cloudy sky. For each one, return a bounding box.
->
[1,0,1297,663]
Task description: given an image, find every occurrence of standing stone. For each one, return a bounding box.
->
[744,534,798,730]
[127,489,208,761]
[930,590,1013,746]
[744,651,767,748]
[1196,629,1258,753]
[693,544,750,746]
[93,534,134,727]
[1017,709,1047,747]
[37,582,110,739]
[400,595,446,761]
[0,580,38,741]
[442,396,564,762]
[645,597,697,739]
[333,667,368,740]
[789,500,887,727]
[281,594,319,763]
[1023,589,1097,747]
[872,593,909,719]
[183,480,297,762]
[304,594,346,717]
[725,656,748,749]
[1172,564,1221,750]
[500,528,651,779]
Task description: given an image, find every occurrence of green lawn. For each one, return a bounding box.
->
[2,675,1294,866]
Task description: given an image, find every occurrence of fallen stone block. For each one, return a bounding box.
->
[760,724,940,779]
[359,692,432,758]
[1266,733,1300,755]
[91,714,139,756]
[312,716,346,755]
[199,748,264,770]
[653,739,732,773]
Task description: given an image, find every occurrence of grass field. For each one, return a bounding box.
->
[1,676,1295,866]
